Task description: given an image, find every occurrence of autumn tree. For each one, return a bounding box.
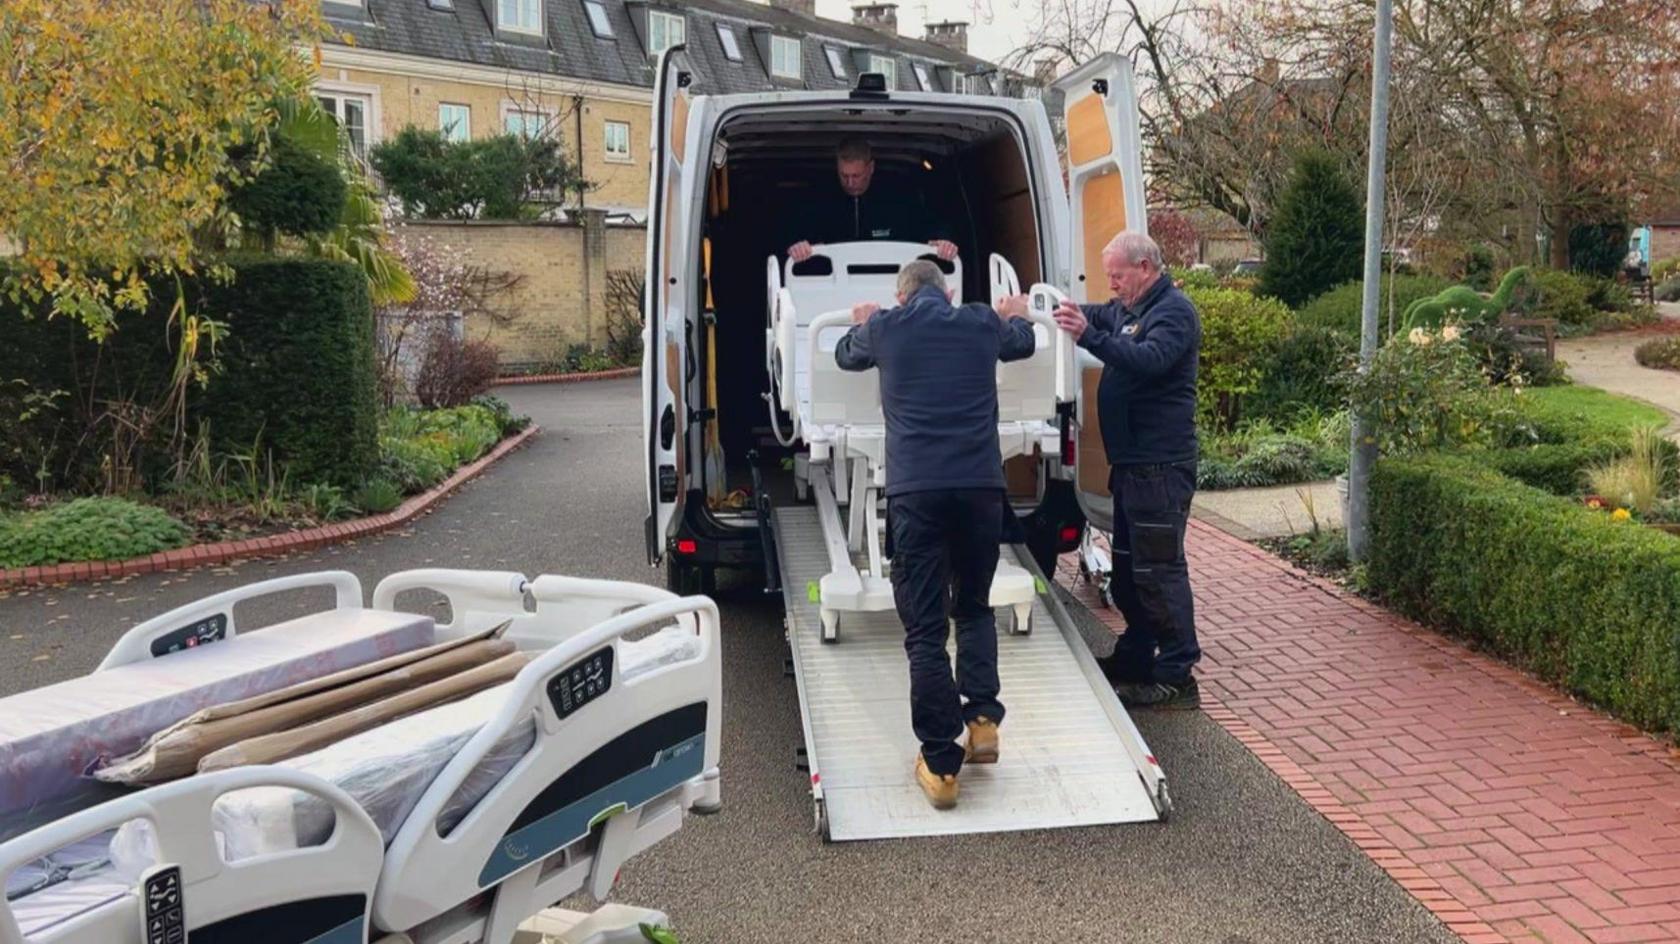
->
[0,0,325,336]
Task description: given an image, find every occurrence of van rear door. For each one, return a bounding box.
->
[644,46,697,565]
[1054,53,1148,532]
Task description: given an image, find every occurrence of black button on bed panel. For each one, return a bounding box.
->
[547,647,615,721]
[149,613,228,657]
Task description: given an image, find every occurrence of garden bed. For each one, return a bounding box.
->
[0,397,530,572]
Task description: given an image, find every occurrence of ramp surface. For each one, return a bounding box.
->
[776,506,1161,841]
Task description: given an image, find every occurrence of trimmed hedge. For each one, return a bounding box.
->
[1369,454,1680,733]
[1480,442,1624,495]
[1295,275,1451,338]
[0,259,377,489]
[196,260,379,487]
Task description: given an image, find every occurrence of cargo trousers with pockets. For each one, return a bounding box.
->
[1104,461,1202,685]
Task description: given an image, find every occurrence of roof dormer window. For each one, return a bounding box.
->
[498,0,541,34]
[583,0,613,37]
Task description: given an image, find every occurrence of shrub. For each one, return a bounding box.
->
[1198,413,1348,490]
[353,478,403,514]
[1295,275,1452,338]
[1656,278,1680,303]
[370,128,588,220]
[604,269,645,367]
[0,498,189,568]
[378,404,502,493]
[1186,286,1294,430]
[1567,221,1629,279]
[1521,268,1597,326]
[1247,325,1354,422]
[228,136,348,244]
[300,483,356,521]
[1636,337,1680,371]
[1170,267,1219,290]
[470,394,532,435]
[1368,453,1680,733]
[1339,328,1505,455]
[1654,257,1680,282]
[196,259,381,488]
[1463,244,1497,291]
[1463,322,1565,387]
[415,334,500,408]
[1257,150,1365,307]
[1584,276,1633,313]
[1583,425,1668,514]
[1481,441,1625,495]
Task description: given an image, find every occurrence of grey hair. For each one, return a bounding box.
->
[897,259,947,296]
[1101,231,1164,269]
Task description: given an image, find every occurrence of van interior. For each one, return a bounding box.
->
[692,106,1047,522]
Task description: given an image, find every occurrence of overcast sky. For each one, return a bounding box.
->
[813,0,1043,65]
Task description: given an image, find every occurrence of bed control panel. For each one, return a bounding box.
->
[150,613,228,657]
[140,863,185,944]
[547,646,614,720]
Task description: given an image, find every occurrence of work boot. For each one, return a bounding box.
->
[914,752,959,810]
[1095,653,1151,686]
[1116,677,1201,711]
[964,717,999,764]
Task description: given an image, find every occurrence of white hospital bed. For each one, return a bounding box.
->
[0,569,722,944]
[765,242,1075,641]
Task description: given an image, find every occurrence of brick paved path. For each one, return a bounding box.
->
[1061,521,1680,943]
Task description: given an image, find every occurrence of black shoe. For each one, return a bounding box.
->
[1095,654,1151,686]
[1116,678,1200,710]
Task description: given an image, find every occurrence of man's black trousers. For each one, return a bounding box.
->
[888,488,1006,777]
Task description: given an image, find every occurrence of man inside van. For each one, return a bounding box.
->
[1049,231,1204,711]
[834,259,1035,809]
[786,137,958,264]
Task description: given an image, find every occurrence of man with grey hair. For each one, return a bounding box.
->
[834,258,1035,809]
[1049,230,1204,710]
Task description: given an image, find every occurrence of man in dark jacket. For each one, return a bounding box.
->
[787,138,957,263]
[1051,231,1204,710]
[835,259,1036,809]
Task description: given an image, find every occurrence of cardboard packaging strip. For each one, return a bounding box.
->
[95,623,513,786]
[196,650,534,773]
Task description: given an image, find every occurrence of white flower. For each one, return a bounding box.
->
[1408,327,1432,346]
[1441,325,1462,342]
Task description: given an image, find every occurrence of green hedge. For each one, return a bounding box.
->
[1480,442,1624,495]
[1295,275,1451,338]
[0,259,377,489]
[196,260,379,487]
[1369,454,1680,733]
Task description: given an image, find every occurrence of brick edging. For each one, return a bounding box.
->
[493,367,637,386]
[1201,700,1508,944]
[0,425,542,592]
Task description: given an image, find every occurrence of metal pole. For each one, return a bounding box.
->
[1347,0,1394,563]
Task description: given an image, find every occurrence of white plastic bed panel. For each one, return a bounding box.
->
[0,767,383,944]
[372,593,723,933]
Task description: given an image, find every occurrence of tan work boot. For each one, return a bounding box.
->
[914,753,959,810]
[964,717,999,764]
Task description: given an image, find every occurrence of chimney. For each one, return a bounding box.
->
[768,0,816,16]
[923,20,968,55]
[851,3,898,35]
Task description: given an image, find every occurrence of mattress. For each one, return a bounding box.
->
[0,609,436,825]
[6,625,702,940]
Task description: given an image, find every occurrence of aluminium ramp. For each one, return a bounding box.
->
[775,506,1169,841]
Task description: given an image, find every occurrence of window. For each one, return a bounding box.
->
[583,0,612,37]
[498,0,541,33]
[316,93,371,159]
[869,54,896,88]
[504,109,548,139]
[716,24,741,61]
[647,9,684,58]
[771,36,801,79]
[605,120,631,161]
[425,0,453,10]
[963,73,993,95]
[825,46,847,79]
[438,103,470,142]
[913,63,931,91]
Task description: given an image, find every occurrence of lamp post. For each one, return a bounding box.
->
[1347,0,1394,563]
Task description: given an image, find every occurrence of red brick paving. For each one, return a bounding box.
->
[1060,521,1680,943]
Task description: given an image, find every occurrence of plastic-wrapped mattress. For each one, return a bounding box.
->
[7,625,701,940]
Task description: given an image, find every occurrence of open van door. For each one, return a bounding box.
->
[644,46,696,565]
[1054,53,1148,533]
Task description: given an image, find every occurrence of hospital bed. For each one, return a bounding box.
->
[765,241,1075,641]
[0,569,723,944]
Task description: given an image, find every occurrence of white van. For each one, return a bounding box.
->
[642,48,1148,593]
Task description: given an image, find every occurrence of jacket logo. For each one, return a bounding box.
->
[870,228,892,238]
[1121,324,1139,336]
